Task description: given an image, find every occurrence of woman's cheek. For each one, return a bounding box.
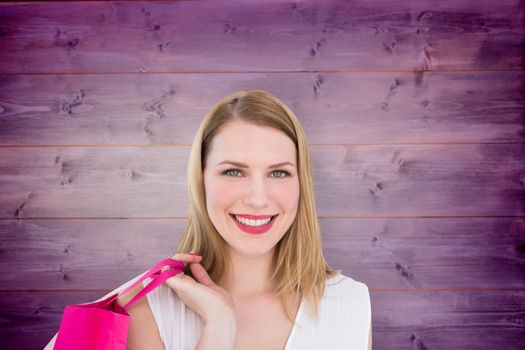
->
[209,180,238,206]
[273,181,300,208]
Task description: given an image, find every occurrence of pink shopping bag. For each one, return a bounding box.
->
[53,257,184,350]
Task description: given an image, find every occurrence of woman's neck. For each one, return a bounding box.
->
[218,249,277,298]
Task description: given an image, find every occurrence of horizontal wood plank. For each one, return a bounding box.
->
[0,217,523,290]
[1,289,523,349]
[0,146,188,218]
[0,71,523,145]
[0,0,523,73]
[0,219,184,290]
[370,290,525,349]
[0,144,523,218]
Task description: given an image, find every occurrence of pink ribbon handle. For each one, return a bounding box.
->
[109,257,185,310]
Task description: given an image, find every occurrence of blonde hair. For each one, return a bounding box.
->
[177,90,340,323]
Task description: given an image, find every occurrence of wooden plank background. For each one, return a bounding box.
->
[0,0,523,349]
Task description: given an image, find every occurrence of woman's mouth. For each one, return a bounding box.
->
[229,214,278,235]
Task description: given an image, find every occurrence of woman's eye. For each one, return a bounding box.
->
[271,170,290,178]
[224,169,242,177]
[222,169,290,178]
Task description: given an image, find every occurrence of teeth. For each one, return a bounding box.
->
[234,215,272,227]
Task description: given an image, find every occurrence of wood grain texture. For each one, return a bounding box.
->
[0,217,523,290]
[370,290,525,349]
[0,0,523,73]
[0,71,524,145]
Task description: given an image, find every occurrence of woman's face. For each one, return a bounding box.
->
[203,120,300,259]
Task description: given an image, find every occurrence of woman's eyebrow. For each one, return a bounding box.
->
[216,160,295,169]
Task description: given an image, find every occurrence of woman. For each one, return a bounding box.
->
[118,90,372,349]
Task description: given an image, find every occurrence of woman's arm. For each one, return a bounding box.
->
[118,254,237,349]
[117,282,165,350]
[118,276,237,350]
[164,254,237,349]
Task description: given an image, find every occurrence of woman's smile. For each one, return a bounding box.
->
[229,213,279,235]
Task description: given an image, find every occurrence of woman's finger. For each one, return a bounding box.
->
[171,253,202,263]
[189,262,216,287]
[160,254,201,273]
[165,272,200,294]
[169,253,202,267]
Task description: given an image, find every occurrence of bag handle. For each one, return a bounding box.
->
[109,257,185,310]
[123,266,183,310]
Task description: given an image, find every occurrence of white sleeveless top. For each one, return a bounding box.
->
[143,273,371,349]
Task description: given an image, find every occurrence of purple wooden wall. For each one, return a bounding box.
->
[0,1,524,349]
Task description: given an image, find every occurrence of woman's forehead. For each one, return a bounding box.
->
[207,121,296,163]
[211,122,294,150]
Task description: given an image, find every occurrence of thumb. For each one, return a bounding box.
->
[165,272,197,292]
[189,263,216,288]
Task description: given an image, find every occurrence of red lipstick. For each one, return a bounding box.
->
[233,213,274,220]
[230,214,277,235]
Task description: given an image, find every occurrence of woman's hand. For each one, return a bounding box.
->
[162,253,236,326]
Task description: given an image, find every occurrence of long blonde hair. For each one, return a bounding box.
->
[177,90,340,323]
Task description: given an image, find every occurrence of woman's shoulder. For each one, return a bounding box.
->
[323,273,371,303]
[325,272,369,289]
[309,273,371,347]
[319,273,371,327]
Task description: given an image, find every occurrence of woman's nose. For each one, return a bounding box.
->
[242,177,269,208]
